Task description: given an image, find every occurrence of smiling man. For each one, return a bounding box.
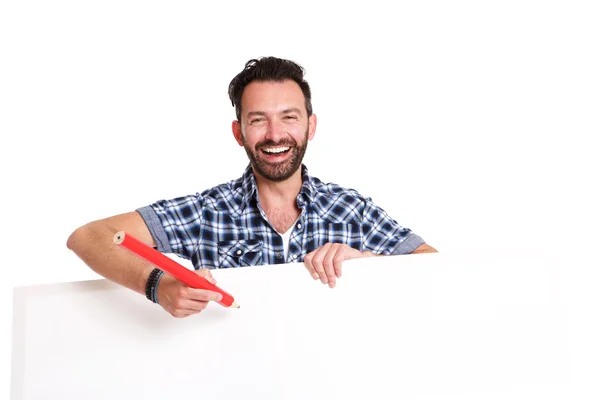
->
[67,56,436,318]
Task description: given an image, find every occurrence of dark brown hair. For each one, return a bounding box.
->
[228,56,313,121]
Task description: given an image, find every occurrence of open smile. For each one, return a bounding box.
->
[260,146,292,159]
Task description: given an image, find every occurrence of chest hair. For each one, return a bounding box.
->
[265,207,300,234]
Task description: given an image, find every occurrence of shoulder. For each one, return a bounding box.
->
[196,174,246,214]
[145,171,248,224]
[308,175,370,224]
[313,178,366,202]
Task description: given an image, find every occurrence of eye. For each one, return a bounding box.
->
[250,118,265,124]
[284,115,298,120]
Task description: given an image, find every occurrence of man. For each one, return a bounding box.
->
[67,56,436,318]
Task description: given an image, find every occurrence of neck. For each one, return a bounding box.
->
[254,167,303,209]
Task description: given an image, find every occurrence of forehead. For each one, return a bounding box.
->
[241,80,305,115]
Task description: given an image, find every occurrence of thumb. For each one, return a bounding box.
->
[196,268,217,285]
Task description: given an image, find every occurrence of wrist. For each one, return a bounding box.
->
[145,268,164,303]
[153,270,165,304]
[362,251,381,257]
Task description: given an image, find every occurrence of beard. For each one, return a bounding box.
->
[242,128,309,182]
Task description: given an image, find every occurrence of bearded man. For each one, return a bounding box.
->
[67,56,436,318]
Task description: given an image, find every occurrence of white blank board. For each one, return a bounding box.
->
[12,252,572,399]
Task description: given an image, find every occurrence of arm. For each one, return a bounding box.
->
[66,211,158,296]
[304,241,438,288]
[363,242,437,256]
[410,243,438,254]
[66,211,220,317]
[303,197,437,286]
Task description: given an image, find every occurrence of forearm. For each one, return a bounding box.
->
[66,221,153,296]
[411,243,437,254]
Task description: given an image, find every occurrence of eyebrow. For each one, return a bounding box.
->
[281,108,302,115]
[246,108,303,119]
[246,111,267,119]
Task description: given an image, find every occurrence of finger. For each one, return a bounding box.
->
[310,244,331,285]
[172,308,201,318]
[303,251,320,280]
[169,293,211,313]
[175,299,210,313]
[333,245,355,279]
[333,252,344,279]
[323,244,340,287]
[187,288,223,302]
[196,268,217,285]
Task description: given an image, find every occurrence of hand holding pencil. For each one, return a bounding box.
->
[152,269,224,318]
[114,231,239,318]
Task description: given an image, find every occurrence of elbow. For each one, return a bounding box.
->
[66,227,81,251]
[66,223,92,251]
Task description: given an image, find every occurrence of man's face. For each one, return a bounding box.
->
[233,80,316,182]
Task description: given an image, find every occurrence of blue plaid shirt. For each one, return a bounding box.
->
[137,164,424,269]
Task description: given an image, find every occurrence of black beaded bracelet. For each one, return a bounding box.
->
[145,268,164,303]
[152,271,165,304]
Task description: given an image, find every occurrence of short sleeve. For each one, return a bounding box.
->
[361,198,425,255]
[136,193,204,260]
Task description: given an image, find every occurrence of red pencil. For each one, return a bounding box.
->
[113,231,239,308]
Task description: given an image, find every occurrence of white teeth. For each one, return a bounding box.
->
[263,147,290,154]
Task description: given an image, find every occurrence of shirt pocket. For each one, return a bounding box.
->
[326,222,362,250]
[217,239,263,268]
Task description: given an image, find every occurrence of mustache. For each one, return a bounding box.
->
[256,139,296,149]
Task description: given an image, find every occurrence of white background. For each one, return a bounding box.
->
[1,0,599,397]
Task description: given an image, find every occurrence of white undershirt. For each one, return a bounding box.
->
[279,223,295,262]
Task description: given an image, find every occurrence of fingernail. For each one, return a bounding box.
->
[312,273,319,280]
[321,279,327,284]
[329,282,335,288]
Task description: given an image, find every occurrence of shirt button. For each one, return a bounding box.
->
[236,250,242,255]
[292,254,298,260]
[277,253,282,259]
[297,223,302,229]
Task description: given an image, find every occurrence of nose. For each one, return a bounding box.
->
[265,118,286,143]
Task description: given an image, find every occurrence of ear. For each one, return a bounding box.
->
[308,114,317,141]
[232,120,244,146]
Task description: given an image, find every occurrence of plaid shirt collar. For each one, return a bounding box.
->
[240,163,317,211]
